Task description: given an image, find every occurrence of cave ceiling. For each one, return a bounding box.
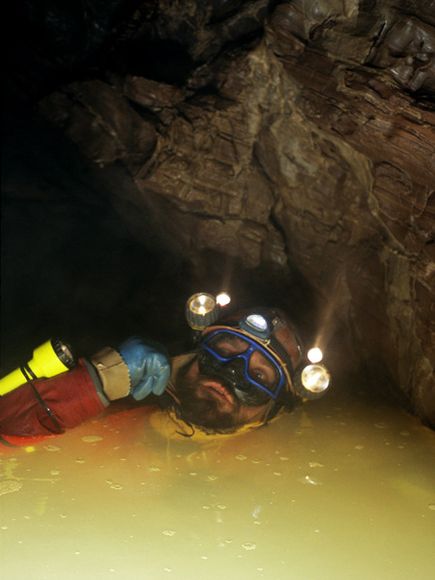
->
[3,1,435,426]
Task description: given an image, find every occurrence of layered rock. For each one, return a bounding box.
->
[7,1,434,424]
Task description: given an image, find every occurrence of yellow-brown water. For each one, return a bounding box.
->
[1,390,434,580]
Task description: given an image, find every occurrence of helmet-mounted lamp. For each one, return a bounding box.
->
[186,292,231,331]
[292,344,331,399]
[301,363,330,394]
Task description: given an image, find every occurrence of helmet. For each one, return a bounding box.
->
[196,306,330,411]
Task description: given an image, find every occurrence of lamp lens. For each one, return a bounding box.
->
[189,293,216,315]
[307,347,323,363]
[301,364,330,393]
[245,314,268,332]
[216,292,231,307]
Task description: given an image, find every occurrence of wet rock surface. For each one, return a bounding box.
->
[3,1,435,426]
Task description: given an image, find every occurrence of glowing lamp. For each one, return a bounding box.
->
[186,293,219,330]
[216,292,231,307]
[307,347,323,363]
[301,364,330,394]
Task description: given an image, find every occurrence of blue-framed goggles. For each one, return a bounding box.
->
[198,327,290,406]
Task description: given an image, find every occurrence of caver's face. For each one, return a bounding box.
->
[173,323,301,432]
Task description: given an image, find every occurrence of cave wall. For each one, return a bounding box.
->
[4,1,435,425]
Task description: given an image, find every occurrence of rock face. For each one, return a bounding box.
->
[5,1,435,425]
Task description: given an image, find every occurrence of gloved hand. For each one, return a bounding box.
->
[118,337,170,401]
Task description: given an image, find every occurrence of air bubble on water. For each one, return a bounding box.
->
[0,480,23,496]
[299,475,322,486]
[1,525,8,530]
[400,431,410,437]
[189,472,197,476]
[273,472,282,476]
[81,435,103,443]
[201,556,208,560]
[216,504,227,510]
[106,480,113,485]
[251,458,261,464]
[162,530,176,536]
[75,458,85,464]
[242,542,256,551]
[354,445,364,451]
[374,422,387,429]
[207,475,218,481]
[279,456,289,461]
[110,483,123,490]
[224,538,233,544]
[163,568,172,573]
[44,445,60,452]
[308,462,324,468]
[59,514,67,519]
[50,470,60,476]
[252,505,262,519]
[428,504,435,511]
[202,505,211,510]
[235,454,247,461]
[149,466,161,472]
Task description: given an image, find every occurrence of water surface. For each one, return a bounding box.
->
[1,389,434,579]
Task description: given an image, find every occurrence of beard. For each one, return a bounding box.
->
[171,359,241,432]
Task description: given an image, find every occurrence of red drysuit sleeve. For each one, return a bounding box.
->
[0,358,106,437]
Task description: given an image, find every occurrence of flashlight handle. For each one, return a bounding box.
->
[0,367,30,396]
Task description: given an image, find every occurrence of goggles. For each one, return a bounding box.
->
[198,326,290,407]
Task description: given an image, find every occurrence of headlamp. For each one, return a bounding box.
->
[300,363,330,394]
[185,292,231,331]
[293,347,331,399]
[240,314,270,339]
[307,347,323,363]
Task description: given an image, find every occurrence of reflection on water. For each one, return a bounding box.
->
[1,389,434,580]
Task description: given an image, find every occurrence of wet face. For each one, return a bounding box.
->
[173,356,273,432]
[172,321,301,433]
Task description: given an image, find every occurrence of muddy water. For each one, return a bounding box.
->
[1,390,434,580]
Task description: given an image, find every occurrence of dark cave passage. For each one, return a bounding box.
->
[2,1,434,424]
[1,4,435,579]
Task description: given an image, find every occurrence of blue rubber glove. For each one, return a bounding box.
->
[118,337,170,401]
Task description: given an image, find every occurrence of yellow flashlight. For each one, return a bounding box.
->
[0,338,75,396]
